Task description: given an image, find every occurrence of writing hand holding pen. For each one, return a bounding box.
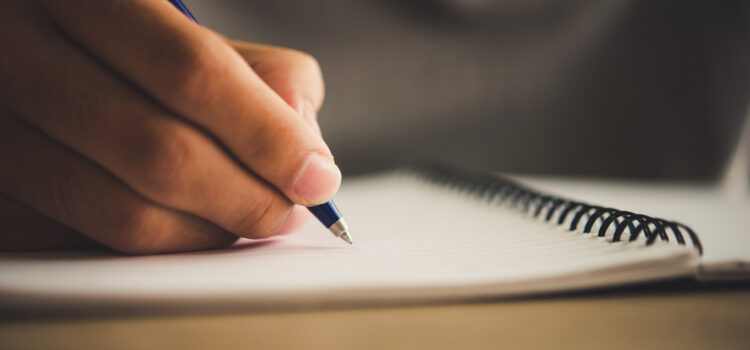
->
[0,0,346,253]
[170,0,352,244]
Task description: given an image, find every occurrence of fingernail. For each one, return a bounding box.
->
[293,153,341,205]
[303,100,322,136]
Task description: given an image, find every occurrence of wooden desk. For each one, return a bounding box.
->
[2,283,749,349]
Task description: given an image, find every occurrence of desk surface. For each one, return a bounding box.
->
[2,283,749,350]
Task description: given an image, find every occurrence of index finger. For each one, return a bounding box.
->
[41,0,340,206]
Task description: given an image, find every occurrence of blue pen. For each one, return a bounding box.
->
[167,0,352,244]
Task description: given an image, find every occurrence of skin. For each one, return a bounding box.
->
[0,0,340,254]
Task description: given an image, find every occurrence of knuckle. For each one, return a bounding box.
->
[131,127,199,204]
[45,164,81,220]
[294,51,321,71]
[228,194,292,239]
[168,35,226,111]
[108,207,166,255]
[283,49,325,103]
[284,50,323,82]
[109,204,237,254]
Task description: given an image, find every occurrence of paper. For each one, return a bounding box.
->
[0,172,699,309]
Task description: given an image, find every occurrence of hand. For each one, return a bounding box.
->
[0,0,339,253]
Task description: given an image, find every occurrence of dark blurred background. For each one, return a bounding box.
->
[185,0,750,180]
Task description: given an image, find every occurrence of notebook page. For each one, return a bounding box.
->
[521,176,750,278]
[0,173,697,309]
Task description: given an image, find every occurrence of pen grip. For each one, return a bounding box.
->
[307,202,342,228]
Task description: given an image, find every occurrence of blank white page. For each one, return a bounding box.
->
[0,172,698,310]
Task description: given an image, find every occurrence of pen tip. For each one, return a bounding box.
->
[340,231,353,245]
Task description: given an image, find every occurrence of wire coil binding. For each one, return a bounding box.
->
[408,163,703,254]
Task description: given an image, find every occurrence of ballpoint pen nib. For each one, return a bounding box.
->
[339,231,353,245]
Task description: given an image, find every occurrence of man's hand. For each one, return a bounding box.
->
[0,0,338,253]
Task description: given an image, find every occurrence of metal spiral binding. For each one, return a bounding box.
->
[408,163,703,254]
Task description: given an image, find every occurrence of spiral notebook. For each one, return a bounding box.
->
[0,165,747,310]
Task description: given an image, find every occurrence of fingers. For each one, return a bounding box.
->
[275,205,312,236]
[0,116,238,254]
[41,0,341,206]
[1,12,296,240]
[0,196,99,251]
[231,41,325,129]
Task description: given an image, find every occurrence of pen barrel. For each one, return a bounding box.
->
[168,0,199,23]
[307,202,342,228]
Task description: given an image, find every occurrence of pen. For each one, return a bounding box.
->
[167,0,353,244]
